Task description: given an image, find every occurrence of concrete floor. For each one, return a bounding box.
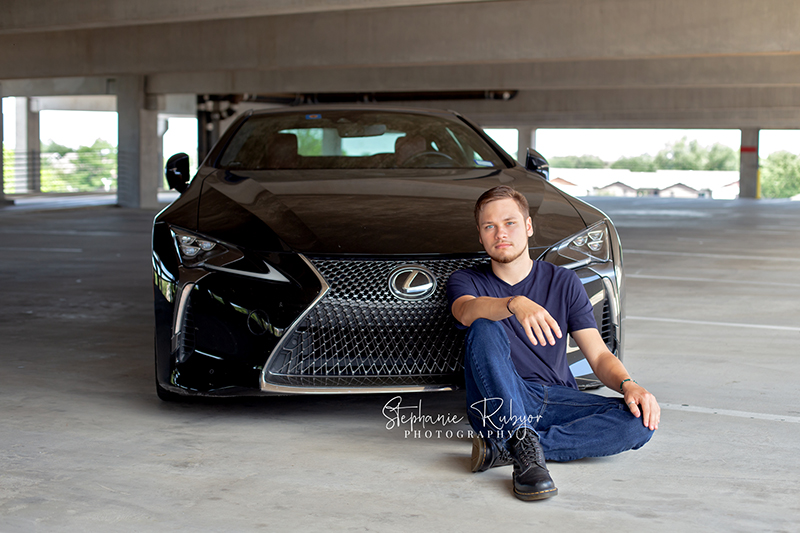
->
[1,197,798,532]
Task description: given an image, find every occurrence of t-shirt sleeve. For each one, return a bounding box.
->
[564,270,598,333]
[445,269,480,328]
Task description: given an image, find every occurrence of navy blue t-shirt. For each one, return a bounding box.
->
[446,261,597,389]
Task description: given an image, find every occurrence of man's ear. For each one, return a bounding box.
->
[526,217,533,237]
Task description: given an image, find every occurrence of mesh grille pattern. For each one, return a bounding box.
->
[265,257,488,387]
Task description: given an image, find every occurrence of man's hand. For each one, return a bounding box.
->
[622,381,661,431]
[571,328,661,431]
[508,296,563,346]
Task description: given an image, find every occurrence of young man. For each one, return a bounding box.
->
[446,185,659,501]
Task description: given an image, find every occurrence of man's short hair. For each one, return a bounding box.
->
[474,185,530,226]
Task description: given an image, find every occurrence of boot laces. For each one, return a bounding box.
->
[515,431,546,470]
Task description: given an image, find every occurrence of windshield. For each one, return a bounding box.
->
[216,110,507,170]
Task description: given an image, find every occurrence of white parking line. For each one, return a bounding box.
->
[661,403,800,424]
[626,249,800,262]
[627,316,800,332]
[628,274,800,289]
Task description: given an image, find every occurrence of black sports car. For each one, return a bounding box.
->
[152,106,624,400]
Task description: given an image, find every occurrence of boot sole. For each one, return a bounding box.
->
[513,486,558,501]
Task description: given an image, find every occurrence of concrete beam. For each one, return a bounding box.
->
[394,87,800,129]
[0,0,486,35]
[0,77,113,97]
[0,84,195,118]
[147,54,800,95]
[163,94,196,117]
[9,53,800,106]
[2,1,800,81]
[31,95,116,112]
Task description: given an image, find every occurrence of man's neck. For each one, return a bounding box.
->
[490,254,534,286]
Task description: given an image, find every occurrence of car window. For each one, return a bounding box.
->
[216,111,506,170]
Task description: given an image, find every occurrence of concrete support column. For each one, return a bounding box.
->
[157,116,169,190]
[517,126,536,165]
[116,76,161,209]
[739,128,760,199]
[0,88,6,205]
[197,97,220,164]
[15,97,41,193]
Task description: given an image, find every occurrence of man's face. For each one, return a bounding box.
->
[477,198,533,264]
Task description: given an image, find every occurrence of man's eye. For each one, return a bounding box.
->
[507,221,515,225]
[484,225,494,230]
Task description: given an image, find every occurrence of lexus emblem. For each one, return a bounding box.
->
[388,265,437,301]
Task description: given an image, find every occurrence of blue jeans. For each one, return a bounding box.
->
[464,319,654,462]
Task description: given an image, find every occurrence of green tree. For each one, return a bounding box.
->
[2,144,14,193]
[549,154,607,168]
[760,151,800,198]
[40,139,117,192]
[548,137,739,173]
[706,143,739,171]
[42,141,72,158]
[292,129,323,156]
[654,137,707,170]
[73,139,117,190]
[610,154,657,172]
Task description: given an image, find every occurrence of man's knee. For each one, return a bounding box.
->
[466,318,507,347]
[467,318,504,337]
[465,319,508,360]
[463,318,515,380]
[624,414,655,451]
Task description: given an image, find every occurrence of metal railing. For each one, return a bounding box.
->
[3,149,118,194]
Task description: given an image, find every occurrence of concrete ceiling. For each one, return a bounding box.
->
[2,0,800,128]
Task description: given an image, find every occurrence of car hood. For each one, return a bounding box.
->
[194,168,590,255]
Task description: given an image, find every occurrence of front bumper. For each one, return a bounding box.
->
[154,253,622,397]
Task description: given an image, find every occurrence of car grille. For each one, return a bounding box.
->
[263,257,488,388]
[600,299,616,351]
[178,299,196,363]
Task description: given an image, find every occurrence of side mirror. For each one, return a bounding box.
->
[165,153,191,193]
[525,148,550,181]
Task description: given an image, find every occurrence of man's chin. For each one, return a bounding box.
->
[492,255,515,264]
[489,248,526,264]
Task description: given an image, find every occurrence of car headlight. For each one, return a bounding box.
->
[169,227,290,283]
[171,228,227,265]
[542,220,611,269]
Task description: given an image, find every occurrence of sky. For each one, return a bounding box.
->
[4,97,800,162]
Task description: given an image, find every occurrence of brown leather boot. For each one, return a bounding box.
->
[470,435,513,472]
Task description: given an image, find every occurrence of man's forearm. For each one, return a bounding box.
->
[589,351,632,393]
[454,295,562,346]
[590,346,660,430]
[452,296,513,327]
[571,328,632,391]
